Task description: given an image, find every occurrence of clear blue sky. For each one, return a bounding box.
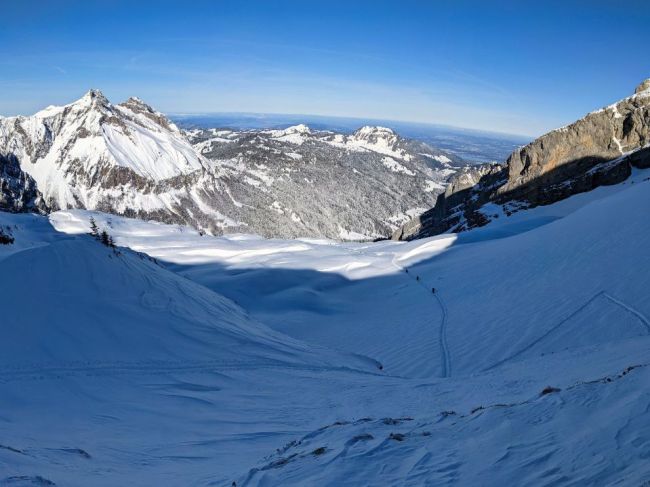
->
[1,0,649,136]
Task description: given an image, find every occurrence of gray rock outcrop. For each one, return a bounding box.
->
[395,79,650,240]
[0,151,47,213]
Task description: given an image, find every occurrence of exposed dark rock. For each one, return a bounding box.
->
[540,386,561,396]
[628,146,650,169]
[635,79,650,94]
[0,152,47,213]
[349,433,374,444]
[393,163,506,239]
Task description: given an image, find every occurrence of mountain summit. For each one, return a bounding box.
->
[0,91,465,239]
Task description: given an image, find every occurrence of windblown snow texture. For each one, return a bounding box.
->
[2,162,647,484]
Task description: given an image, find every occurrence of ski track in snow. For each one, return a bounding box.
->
[389,255,452,378]
[433,292,451,378]
[486,290,650,372]
[337,243,452,378]
[603,292,650,332]
[0,360,391,384]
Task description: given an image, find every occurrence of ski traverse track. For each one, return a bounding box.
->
[338,244,452,379]
[0,359,393,384]
[389,254,451,378]
[485,290,650,372]
[603,292,650,332]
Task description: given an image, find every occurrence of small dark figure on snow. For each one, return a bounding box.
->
[416,276,420,281]
[431,288,436,294]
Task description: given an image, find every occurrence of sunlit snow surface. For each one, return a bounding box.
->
[2,169,650,485]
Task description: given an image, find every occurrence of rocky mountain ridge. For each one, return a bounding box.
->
[0,90,466,239]
[394,79,650,240]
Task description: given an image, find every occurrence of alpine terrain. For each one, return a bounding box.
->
[395,79,650,240]
[1,80,650,485]
[0,91,465,240]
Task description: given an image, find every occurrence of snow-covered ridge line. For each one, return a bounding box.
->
[1,89,467,240]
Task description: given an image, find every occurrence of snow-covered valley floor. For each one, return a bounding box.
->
[2,169,650,486]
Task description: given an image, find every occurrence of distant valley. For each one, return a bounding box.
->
[172,113,530,164]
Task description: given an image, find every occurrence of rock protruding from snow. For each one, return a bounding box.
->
[0,151,47,213]
[395,80,650,240]
[79,88,110,108]
[393,163,506,240]
[634,78,650,94]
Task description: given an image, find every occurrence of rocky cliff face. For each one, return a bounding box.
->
[0,151,46,213]
[395,79,650,240]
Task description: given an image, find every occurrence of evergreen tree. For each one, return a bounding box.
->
[100,229,110,246]
[89,217,99,238]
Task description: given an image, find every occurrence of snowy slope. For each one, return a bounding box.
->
[51,167,650,378]
[0,212,376,370]
[2,166,650,485]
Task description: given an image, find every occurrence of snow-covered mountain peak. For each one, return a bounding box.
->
[267,124,312,137]
[263,124,314,145]
[0,90,207,211]
[284,123,311,134]
[343,125,409,160]
[117,95,180,133]
[352,125,396,141]
[30,89,110,119]
[76,88,110,108]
